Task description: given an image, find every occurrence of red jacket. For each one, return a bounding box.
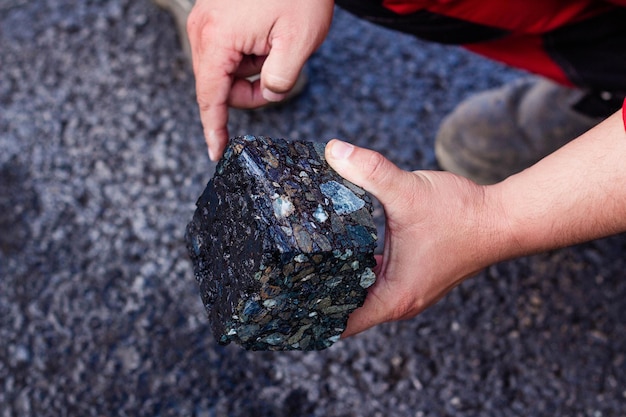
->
[336,0,626,96]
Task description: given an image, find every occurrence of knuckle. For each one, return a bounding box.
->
[364,151,389,184]
[186,9,201,36]
[196,97,211,113]
[187,9,219,43]
[198,19,217,42]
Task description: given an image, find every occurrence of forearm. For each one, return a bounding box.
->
[488,109,626,260]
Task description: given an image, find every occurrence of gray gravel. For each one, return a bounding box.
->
[1,1,626,416]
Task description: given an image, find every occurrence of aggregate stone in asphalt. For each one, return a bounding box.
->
[1,1,625,416]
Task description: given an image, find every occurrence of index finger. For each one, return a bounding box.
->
[192,44,241,161]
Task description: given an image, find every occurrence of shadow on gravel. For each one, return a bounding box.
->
[0,156,40,255]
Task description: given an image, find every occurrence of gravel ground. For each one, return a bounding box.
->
[1,1,626,416]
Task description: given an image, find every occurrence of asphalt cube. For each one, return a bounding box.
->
[185,136,377,350]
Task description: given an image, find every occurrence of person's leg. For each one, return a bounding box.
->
[434,78,622,184]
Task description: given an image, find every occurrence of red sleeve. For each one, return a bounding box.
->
[622,98,626,132]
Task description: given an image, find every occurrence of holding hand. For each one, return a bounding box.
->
[325,140,507,337]
[326,109,626,337]
[187,0,334,160]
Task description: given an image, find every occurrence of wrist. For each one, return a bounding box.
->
[467,182,520,268]
[480,181,527,262]
[416,172,513,280]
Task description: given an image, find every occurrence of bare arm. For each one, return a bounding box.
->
[494,109,626,256]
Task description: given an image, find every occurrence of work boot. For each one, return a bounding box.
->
[152,0,194,60]
[151,0,308,105]
[434,78,613,184]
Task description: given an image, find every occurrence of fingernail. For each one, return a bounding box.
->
[262,88,286,102]
[329,140,354,160]
[207,130,218,161]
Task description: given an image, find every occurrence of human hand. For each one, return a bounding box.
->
[325,140,508,337]
[187,0,334,161]
[325,109,626,337]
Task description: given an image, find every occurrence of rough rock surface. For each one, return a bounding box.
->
[186,136,377,350]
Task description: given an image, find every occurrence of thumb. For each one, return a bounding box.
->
[258,0,333,102]
[325,139,415,212]
[259,39,309,102]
